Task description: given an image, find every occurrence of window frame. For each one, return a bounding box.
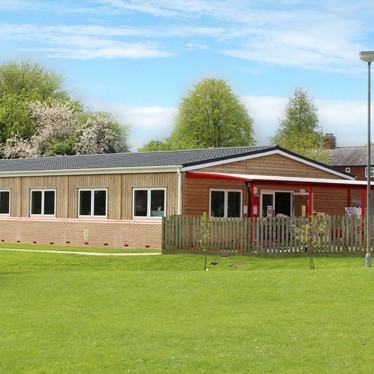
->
[209,189,242,218]
[133,188,166,219]
[0,190,10,216]
[365,166,374,178]
[78,188,108,218]
[30,189,56,217]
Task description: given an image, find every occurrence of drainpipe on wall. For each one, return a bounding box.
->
[245,181,252,218]
[177,168,182,215]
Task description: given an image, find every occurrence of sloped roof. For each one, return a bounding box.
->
[327,146,374,166]
[0,146,274,173]
[0,145,352,179]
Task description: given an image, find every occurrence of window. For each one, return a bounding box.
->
[365,167,374,178]
[30,189,55,216]
[345,167,351,173]
[78,189,107,217]
[0,190,10,215]
[210,189,241,218]
[133,188,165,218]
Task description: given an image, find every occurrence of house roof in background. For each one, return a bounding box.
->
[327,146,374,166]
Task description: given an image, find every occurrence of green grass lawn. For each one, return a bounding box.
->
[1,248,374,373]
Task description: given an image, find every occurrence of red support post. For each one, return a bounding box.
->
[361,188,366,217]
[308,186,313,216]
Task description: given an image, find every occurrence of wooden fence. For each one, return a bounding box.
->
[162,215,370,254]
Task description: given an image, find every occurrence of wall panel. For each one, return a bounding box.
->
[121,173,178,219]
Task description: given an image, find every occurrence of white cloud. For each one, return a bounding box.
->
[28,43,172,60]
[316,99,367,147]
[125,105,177,150]
[84,101,178,151]
[0,24,173,59]
[0,1,369,71]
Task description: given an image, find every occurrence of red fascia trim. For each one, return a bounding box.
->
[186,171,372,190]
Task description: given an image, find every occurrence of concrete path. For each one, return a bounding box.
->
[0,248,161,256]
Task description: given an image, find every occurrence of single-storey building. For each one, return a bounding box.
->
[0,145,371,249]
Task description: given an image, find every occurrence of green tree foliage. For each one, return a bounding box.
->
[168,77,255,149]
[0,61,69,141]
[270,88,327,162]
[139,77,256,152]
[293,214,327,269]
[138,140,171,152]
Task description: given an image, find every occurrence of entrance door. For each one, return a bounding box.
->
[261,192,292,217]
[274,192,291,217]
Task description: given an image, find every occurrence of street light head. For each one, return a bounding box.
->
[360,51,374,63]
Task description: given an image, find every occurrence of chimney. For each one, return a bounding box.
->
[324,133,336,149]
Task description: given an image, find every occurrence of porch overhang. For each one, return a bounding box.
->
[185,171,371,189]
[186,171,372,217]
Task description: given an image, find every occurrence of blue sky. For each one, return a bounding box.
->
[0,0,373,151]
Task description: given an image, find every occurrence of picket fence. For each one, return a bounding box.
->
[162,215,370,254]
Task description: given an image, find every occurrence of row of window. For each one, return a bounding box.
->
[0,188,243,218]
[0,188,167,219]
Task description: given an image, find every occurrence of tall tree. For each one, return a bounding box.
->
[168,77,255,149]
[270,88,326,161]
[0,61,69,141]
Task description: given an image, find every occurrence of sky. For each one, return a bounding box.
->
[0,0,374,151]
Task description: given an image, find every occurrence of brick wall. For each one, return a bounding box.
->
[0,218,162,249]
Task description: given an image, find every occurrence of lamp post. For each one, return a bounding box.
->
[360,51,374,267]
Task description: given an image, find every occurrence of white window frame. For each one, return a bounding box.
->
[209,189,242,218]
[78,188,108,218]
[0,190,10,216]
[260,190,294,218]
[345,167,351,173]
[30,189,56,217]
[365,166,374,178]
[133,188,166,219]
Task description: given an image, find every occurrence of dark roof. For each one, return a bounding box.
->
[0,146,275,172]
[327,146,373,166]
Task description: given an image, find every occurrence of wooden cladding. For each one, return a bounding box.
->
[201,154,341,179]
[0,172,178,220]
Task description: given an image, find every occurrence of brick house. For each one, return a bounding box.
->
[327,145,374,181]
[0,145,370,249]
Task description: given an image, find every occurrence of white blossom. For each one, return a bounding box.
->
[74,113,122,155]
[1,133,36,159]
[29,100,78,156]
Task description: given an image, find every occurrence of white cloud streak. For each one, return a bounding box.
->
[84,100,177,150]
[0,0,370,71]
